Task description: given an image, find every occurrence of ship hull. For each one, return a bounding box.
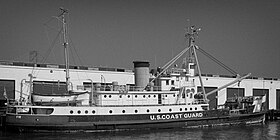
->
[4,110,266,132]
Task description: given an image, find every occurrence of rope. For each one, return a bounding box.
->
[197,47,238,75]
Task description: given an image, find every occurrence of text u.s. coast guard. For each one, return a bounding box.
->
[150,112,203,120]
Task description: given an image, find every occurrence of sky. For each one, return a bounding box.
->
[0,0,280,78]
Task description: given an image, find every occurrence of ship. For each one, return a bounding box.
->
[4,8,266,132]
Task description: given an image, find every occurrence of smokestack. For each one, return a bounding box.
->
[133,61,150,90]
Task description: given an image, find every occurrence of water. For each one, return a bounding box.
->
[1,121,280,140]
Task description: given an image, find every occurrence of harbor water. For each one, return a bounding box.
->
[1,121,280,140]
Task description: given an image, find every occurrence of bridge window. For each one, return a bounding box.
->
[166,80,169,85]
[171,80,174,85]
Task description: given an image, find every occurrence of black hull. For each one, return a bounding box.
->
[4,110,266,132]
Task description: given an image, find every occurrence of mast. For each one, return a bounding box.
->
[59,8,71,92]
[186,26,207,101]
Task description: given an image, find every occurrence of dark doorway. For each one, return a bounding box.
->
[276,89,280,110]
[0,79,15,100]
[253,89,269,110]
[198,86,218,109]
[226,88,245,99]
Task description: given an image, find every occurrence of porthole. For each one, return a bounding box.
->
[128,95,130,98]
[169,109,172,112]
[104,95,107,98]
[180,108,182,111]
[77,110,81,114]
[92,110,96,114]
[158,109,161,112]
[143,95,146,98]
[85,110,88,114]
[122,110,125,113]
[135,95,138,98]
[165,95,168,97]
[185,108,188,111]
[109,95,112,98]
[173,94,176,97]
[147,109,150,113]
[195,107,197,110]
[119,95,122,98]
[70,110,73,114]
[190,108,193,110]
[135,110,138,113]
[154,95,156,98]
[148,95,151,98]
[109,110,113,113]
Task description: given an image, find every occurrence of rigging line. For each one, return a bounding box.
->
[69,37,86,66]
[162,46,190,69]
[197,47,238,75]
[41,28,63,64]
[150,47,191,84]
[198,49,234,74]
[197,48,234,73]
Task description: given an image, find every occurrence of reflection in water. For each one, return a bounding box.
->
[1,121,280,140]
